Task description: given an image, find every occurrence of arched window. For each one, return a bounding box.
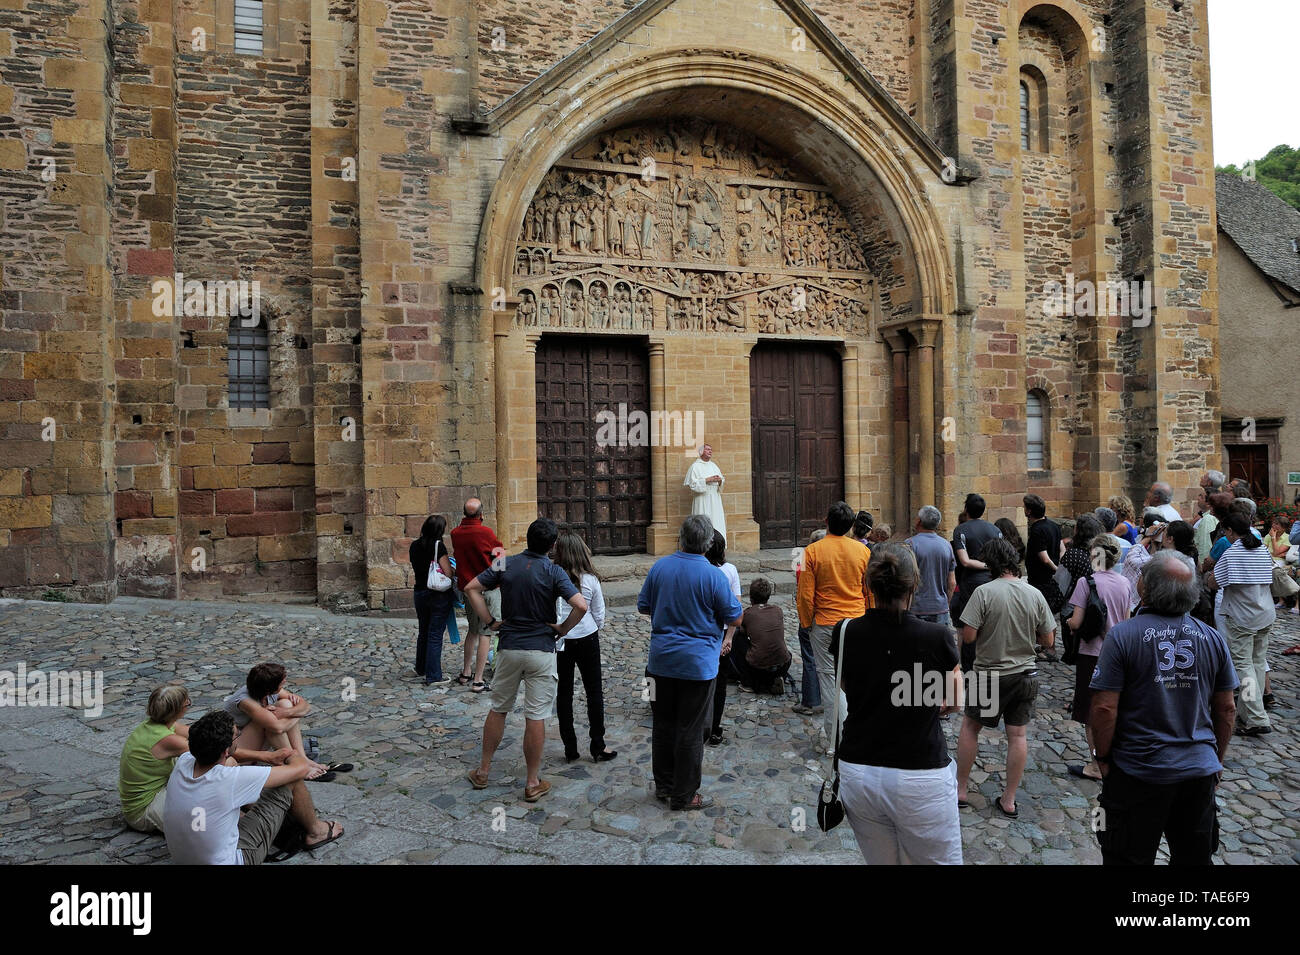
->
[228,317,269,409]
[1020,80,1031,150]
[1027,390,1047,469]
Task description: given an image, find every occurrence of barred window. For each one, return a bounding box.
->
[228,319,270,409]
[234,0,264,56]
[1027,390,1047,469]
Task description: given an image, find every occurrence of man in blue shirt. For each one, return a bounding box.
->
[909,505,957,628]
[638,515,743,811]
[1089,550,1238,865]
[465,518,587,803]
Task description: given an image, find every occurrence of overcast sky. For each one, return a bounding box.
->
[1208,0,1299,166]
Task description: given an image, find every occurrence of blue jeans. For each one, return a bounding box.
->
[414,588,454,683]
[797,625,821,708]
[915,611,951,627]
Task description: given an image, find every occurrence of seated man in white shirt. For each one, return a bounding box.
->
[163,710,343,865]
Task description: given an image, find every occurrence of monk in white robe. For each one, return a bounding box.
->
[684,444,726,541]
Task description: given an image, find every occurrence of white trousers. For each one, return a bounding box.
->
[839,758,963,865]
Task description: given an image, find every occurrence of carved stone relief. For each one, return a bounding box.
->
[512,119,874,336]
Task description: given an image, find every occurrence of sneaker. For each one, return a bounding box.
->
[792,703,823,715]
[1290,607,1299,616]
[1235,725,1272,737]
[425,677,452,687]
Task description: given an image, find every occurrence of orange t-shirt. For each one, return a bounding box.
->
[796,534,871,628]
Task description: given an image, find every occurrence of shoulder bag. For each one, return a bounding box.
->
[427,540,453,592]
[817,618,848,832]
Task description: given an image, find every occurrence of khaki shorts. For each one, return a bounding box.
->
[124,788,167,834]
[468,589,501,638]
[237,783,292,865]
[490,649,558,720]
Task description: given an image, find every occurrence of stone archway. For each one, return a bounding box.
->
[475,51,957,551]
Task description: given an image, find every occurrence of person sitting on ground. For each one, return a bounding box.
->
[732,577,792,695]
[1090,551,1237,866]
[163,710,342,864]
[1263,516,1297,614]
[1063,535,1130,781]
[835,544,963,864]
[224,663,342,780]
[119,685,292,834]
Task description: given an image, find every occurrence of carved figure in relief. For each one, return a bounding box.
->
[673,176,723,261]
[612,286,633,328]
[606,203,622,257]
[537,287,556,326]
[591,202,605,253]
[621,207,639,258]
[572,204,591,253]
[563,285,583,327]
[524,206,536,244]
[556,203,571,252]
[517,292,536,327]
[589,284,609,328]
[737,222,754,266]
[640,202,656,256]
[736,185,754,215]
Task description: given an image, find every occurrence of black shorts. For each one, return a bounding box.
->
[966,669,1039,728]
[1072,654,1099,724]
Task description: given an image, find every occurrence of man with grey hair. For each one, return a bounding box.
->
[909,505,957,630]
[1193,470,1225,561]
[638,515,743,811]
[1145,482,1182,523]
[1088,550,1238,865]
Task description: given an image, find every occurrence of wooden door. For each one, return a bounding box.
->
[750,345,844,548]
[1227,445,1269,500]
[535,337,650,554]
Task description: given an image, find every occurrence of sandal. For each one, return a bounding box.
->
[471,681,491,693]
[455,673,473,686]
[325,762,354,774]
[467,769,489,790]
[305,820,344,852]
[995,797,1018,819]
[306,771,337,783]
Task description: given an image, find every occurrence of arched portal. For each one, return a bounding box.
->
[475,51,956,552]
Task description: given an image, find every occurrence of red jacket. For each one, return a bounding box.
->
[450,516,504,589]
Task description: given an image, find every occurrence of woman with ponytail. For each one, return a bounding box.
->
[831,544,963,864]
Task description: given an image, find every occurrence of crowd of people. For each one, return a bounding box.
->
[115,469,1295,865]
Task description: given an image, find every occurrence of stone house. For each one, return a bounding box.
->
[0,0,1221,608]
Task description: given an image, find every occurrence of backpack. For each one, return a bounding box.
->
[1191,586,1216,628]
[1063,570,1108,664]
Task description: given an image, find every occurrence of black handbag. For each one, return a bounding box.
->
[817,619,848,832]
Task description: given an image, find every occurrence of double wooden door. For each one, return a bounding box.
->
[750,345,844,548]
[535,336,650,554]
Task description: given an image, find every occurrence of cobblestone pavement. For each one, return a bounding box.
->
[1,595,1297,865]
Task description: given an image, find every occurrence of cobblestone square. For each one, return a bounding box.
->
[1,595,1296,865]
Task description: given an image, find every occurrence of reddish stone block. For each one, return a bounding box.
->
[215,488,255,514]
[179,490,214,516]
[126,248,174,276]
[0,379,35,400]
[252,442,290,464]
[115,490,153,520]
[225,514,263,536]
[256,487,294,511]
[386,326,429,341]
[116,440,157,466]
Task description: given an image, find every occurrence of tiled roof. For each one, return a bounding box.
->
[1216,171,1300,295]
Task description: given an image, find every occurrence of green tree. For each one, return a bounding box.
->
[1218,144,1300,210]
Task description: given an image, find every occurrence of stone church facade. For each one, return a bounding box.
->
[0,0,1220,609]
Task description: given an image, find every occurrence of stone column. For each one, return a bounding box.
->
[493,310,514,547]
[884,329,910,527]
[647,340,672,554]
[841,346,861,506]
[911,318,942,509]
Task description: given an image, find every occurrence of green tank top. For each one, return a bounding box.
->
[118,720,177,820]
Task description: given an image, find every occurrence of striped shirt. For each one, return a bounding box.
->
[1213,540,1276,631]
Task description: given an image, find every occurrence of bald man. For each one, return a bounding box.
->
[450,498,505,691]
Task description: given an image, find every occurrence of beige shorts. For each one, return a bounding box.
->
[489,649,558,720]
[124,788,167,834]
[468,588,502,638]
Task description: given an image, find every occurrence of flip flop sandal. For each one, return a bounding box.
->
[325,762,354,774]
[455,673,473,686]
[958,799,971,809]
[467,770,489,790]
[995,799,1019,819]
[306,771,337,783]
[471,681,491,693]
[306,821,344,852]
[1067,764,1100,781]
